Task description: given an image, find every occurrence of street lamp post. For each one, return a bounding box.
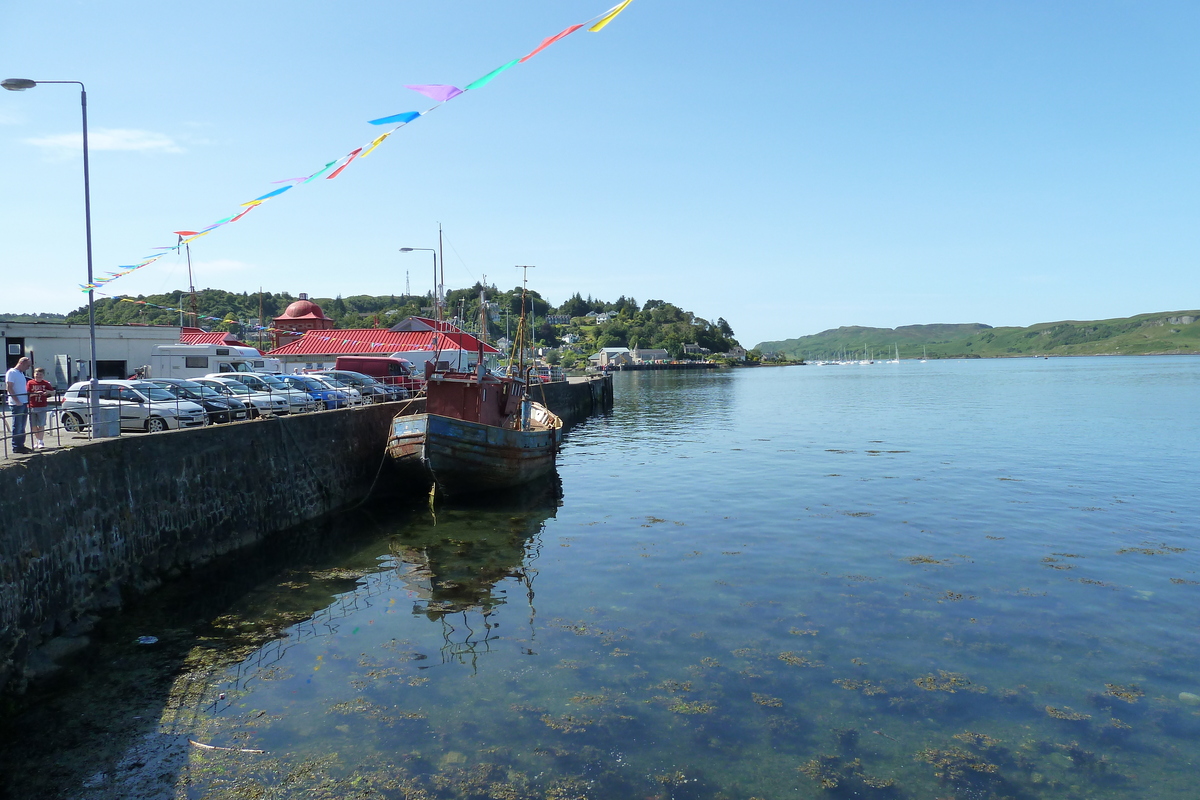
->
[3,78,102,436]
[399,247,438,321]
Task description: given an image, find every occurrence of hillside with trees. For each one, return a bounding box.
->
[65,286,744,367]
[759,311,1200,359]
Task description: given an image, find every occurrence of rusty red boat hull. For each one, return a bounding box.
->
[387,411,561,494]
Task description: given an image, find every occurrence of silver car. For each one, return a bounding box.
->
[207,372,319,414]
[60,379,208,433]
[193,376,289,417]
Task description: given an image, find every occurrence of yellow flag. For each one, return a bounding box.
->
[360,132,392,159]
[589,0,633,32]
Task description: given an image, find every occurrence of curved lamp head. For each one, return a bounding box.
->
[398,248,415,252]
[2,78,38,91]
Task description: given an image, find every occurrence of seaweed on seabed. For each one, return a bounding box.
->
[1053,741,1115,775]
[914,746,1015,797]
[1088,683,1146,716]
[886,670,987,718]
[799,753,896,795]
[647,768,721,800]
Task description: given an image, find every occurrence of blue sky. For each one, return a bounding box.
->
[2,1,1197,348]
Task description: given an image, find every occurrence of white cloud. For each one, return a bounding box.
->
[26,128,184,156]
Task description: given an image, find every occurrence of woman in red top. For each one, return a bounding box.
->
[26,367,54,450]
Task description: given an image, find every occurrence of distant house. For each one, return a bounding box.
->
[716,346,747,361]
[682,343,711,355]
[545,315,572,326]
[632,348,670,363]
[589,347,632,367]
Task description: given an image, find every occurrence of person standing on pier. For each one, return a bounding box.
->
[26,367,54,450]
[5,356,32,454]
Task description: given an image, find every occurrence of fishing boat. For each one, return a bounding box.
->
[386,268,563,495]
[387,363,562,494]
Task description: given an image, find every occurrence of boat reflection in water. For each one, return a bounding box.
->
[388,472,561,666]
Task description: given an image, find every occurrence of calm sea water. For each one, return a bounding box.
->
[10,357,1200,799]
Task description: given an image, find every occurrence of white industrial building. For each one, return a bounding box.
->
[1,320,182,388]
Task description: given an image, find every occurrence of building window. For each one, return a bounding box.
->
[96,360,127,380]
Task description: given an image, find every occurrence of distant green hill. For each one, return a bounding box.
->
[0,312,66,323]
[758,311,1200,359]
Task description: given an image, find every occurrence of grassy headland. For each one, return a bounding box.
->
[757,311,1200,360]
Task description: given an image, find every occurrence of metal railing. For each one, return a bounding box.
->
[1,391,69,457]
[1,384,380,458]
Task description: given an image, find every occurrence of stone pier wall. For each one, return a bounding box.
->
[0,374,610,697]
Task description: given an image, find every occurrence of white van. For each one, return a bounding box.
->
[148,344,281,379]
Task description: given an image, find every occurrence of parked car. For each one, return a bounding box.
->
[60,379,208,433]
[145,378,251,424]
[206,372,320,414]
[304,369,406,403]
[333,355,423,393]
[533,365,566,383]
[192,376,289,417]
[303,374,365,406]
[276,374,350,410]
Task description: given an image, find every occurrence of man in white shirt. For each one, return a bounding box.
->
[5,356,32,454]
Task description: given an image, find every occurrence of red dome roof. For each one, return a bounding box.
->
[282,299,325,318]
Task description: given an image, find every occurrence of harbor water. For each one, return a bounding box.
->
[4,356,1199,799]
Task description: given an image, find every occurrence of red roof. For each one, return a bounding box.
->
[267,325,499,357]
[275,299,332,322]
[179,328,254,348]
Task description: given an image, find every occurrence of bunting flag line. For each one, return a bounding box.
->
[359,132,394,158]
[326,148,364,181]
[520,24,585,63]
[82,0,638,293]
[404,84,463,103]
[463,59,520,90]
[367,111,421,126]
[589,0,634,32]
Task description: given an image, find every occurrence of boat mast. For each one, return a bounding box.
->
[512,265,535,379]
[478,276,488,346]
[180,234,198,329]
[437,223,445,324]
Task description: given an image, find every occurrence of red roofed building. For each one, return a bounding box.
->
[267,316,498,371]
[272,294,335,348]
[179,327,254,349]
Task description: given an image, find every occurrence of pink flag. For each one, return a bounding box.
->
[520,24,584,62]
[404,84,464,102]
[326,148,364,180]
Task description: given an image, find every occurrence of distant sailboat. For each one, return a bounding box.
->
[887,343,899,364]
[920,346,927,363]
